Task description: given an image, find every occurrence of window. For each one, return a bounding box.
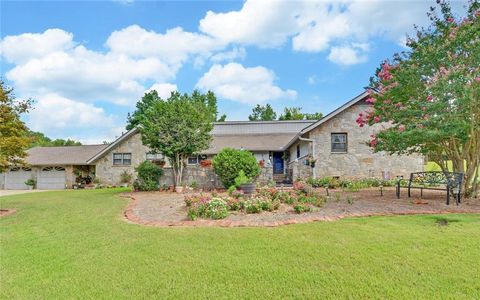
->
[187,156,199,165]
[113,153,132,165]
[296,144,300,158]
[331,133,347,153]
[146,152,164,161]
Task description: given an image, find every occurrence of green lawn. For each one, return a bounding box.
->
[1,189,479,299]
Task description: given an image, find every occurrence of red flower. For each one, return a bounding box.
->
[447,17,454,23]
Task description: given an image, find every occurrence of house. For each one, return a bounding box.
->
[0,91,423,190]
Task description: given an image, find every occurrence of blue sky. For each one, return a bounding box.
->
[0,0,468,143]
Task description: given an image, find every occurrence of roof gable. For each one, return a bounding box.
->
[299,91,369,134]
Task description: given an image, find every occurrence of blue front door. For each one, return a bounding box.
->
[273,152,284,174]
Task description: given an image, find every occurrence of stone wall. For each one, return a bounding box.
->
[159,165,274,189]
[95,133,151,185]
[302,101,424,179]
[288,160,313,181]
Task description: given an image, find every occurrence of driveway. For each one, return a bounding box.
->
[0,190,51,197]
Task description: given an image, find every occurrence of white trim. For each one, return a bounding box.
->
[86,128,138,164]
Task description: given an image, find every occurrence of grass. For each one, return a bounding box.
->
[1,189,479,299]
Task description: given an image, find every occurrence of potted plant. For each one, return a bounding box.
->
[25,178,36,190]
[258,159,265,168]
[235,170,256,195]
[305,155,316,168]
[200,159,212,168]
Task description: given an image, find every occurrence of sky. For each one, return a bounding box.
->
[0,0,469,144]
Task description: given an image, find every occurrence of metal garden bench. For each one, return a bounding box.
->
[396,171,463,205]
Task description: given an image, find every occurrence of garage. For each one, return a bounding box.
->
[37,166,66,190]
[5,167,33,190]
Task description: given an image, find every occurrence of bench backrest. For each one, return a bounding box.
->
[409,171,463,189]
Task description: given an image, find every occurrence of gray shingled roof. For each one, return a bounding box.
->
[205,133,297,154]
[26,144,109,166]
[28,120,317,165]
[204,120,315,154]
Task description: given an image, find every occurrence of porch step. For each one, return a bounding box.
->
[273,174,286,183]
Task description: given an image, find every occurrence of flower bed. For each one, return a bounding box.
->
[184,182,328,220]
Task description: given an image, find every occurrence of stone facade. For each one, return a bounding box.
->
[94,133,150,185]
[159,165,274,189]
[290,101,424,179]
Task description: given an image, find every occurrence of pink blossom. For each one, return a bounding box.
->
[421,106,426,111]
[365,97,376,104]
[394,103,403,108]
[447,17,454,23]
[475,77,480,83]
[426,95,433,102]
[384,99,391,104]
[398,125,405,132]
[373,116,381,123]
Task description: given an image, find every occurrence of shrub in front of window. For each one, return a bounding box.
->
[133,161,164,191]
[212,148,260,188]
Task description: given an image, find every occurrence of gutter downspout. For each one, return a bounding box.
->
[298,136,316,179]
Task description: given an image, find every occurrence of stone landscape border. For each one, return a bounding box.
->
[122,194,480,228]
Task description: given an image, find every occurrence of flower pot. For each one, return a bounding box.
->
[240,183,256,195]
[175,186,184,193]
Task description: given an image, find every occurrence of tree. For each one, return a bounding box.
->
[0,81,33,171]
[127,89,224,130]
[134,91,214,187]
[303,112,323,120]
[278,107,304,120]
[29,131,82,147]
[248,104,277,121]
[357,1,480,196]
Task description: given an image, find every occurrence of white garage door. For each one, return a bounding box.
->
[37,167,66,190]
[5,167,33,190]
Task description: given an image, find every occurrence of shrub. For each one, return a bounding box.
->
[308,177,340,189]
[212,148,260,188]
[244,200,261,214]
[134,161,164,191]
[234,170,252,187]
[206,199,228,220]
[120,170,133,184]
[293,203,312,214]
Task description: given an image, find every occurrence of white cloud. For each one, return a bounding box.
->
[106,25,223,69]
[146,83,178,99]
[307,75,317,85]
[210,47,246,63]
[0,29,74,64]
[199,0,301,48]
[328,43,369,65]
[28,94,115,132]
[198,0,467,64]
[196,63,297,104]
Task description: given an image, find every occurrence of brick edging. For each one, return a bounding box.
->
[121,194,480,228]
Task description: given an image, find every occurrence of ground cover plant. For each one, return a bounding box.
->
[1,189,479,299]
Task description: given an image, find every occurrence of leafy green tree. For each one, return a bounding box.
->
[127,89,224,130]
[212,148,261,188]
[0,81,33,171]
[29,131,82,147]
[278,107,305,120]
[248,104,277,121]
[357,1,479,196]
[303,112,323,120]
[134,91,214,187]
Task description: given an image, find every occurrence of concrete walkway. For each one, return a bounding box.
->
[0,190,52,197]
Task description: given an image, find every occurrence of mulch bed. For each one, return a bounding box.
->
[0,209,17,217]
[123,188,480,227]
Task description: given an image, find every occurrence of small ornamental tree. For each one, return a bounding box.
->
[212,148,261,188]
[134,91,215,187]
[0,81,33,171]
[358,1,480,196]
